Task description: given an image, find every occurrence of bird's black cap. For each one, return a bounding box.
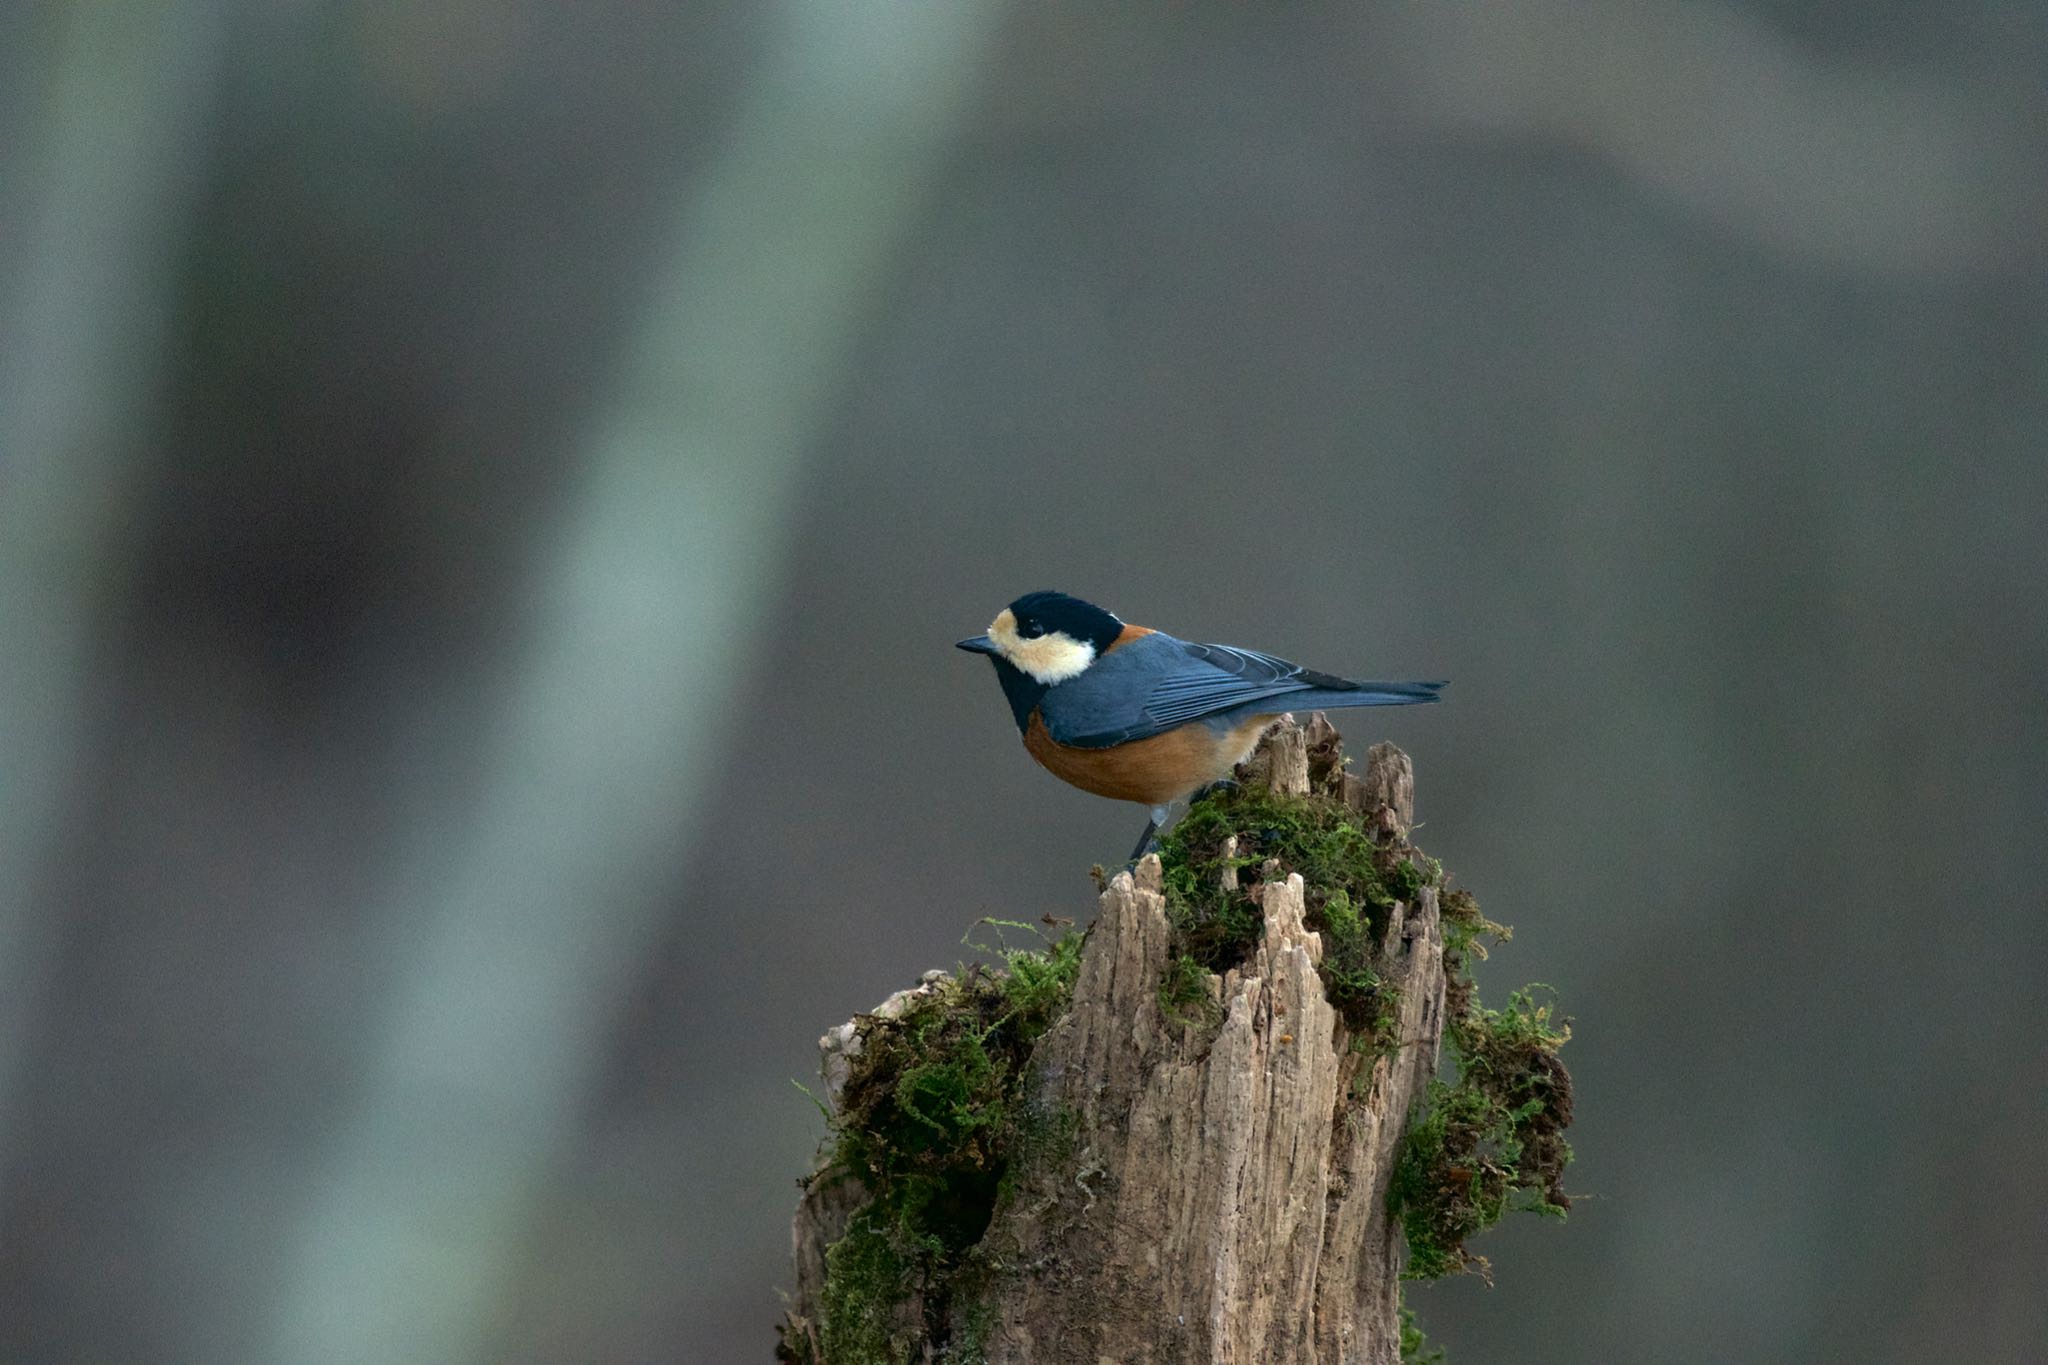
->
[1005,590,1124,652]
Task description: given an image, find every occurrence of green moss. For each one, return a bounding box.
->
[990,919,1084,1030]
[818,1207,920,1364]
[1390,980,1573,1282]
[797,923,1085,1364]
[1439,884,1511,974]
[1158,952,1218,1026]
[1316,888,1395,1041]
[943,1296,996,1365]
[1385,874,1573,1288]
[1154,781,1431,1038]
[1399,1294,1445,1365]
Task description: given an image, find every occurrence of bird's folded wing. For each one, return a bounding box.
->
[1043,634,1355,749]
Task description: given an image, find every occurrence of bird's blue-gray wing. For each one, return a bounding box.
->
[1040,633,1434,749]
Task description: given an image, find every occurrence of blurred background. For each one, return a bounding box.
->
[4,2,2045,1361]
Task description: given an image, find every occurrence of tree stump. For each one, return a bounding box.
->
[779,718,1478,1365]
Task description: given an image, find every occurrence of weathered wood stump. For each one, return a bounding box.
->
[782,717,1453,1364]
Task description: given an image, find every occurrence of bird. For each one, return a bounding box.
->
[957,590,1445,859]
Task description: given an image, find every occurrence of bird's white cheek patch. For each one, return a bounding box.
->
[1010,634,1096,684]
[988,610,1096,684]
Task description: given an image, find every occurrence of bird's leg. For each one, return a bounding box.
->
[1128,804,1172,863]
[1189,777,1238,805]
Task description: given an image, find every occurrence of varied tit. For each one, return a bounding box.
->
[957,590,1445,859]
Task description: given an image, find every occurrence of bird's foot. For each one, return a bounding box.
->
[1189,778,1239,805]
[1126,804,1172,864]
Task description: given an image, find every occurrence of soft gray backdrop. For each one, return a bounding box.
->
[4,2,2044,1362]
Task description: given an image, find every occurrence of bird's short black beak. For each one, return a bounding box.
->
[955,635,998,655]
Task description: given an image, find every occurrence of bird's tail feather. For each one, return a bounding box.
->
[1322,679,1446,705]
[1259,681,1447,715]
[1202,681,1446,734]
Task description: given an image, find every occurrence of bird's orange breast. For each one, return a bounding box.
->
[1023,709,1275,807]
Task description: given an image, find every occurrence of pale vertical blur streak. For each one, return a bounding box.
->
[0,0,226,1163]
[261,0,1007,1360]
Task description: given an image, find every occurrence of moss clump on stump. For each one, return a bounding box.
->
[776,926,1082,1365]
[1390,886,1575,1283]
[1155,780,1432,1041]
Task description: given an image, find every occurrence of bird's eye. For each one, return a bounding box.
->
[1018,620,1046,639]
